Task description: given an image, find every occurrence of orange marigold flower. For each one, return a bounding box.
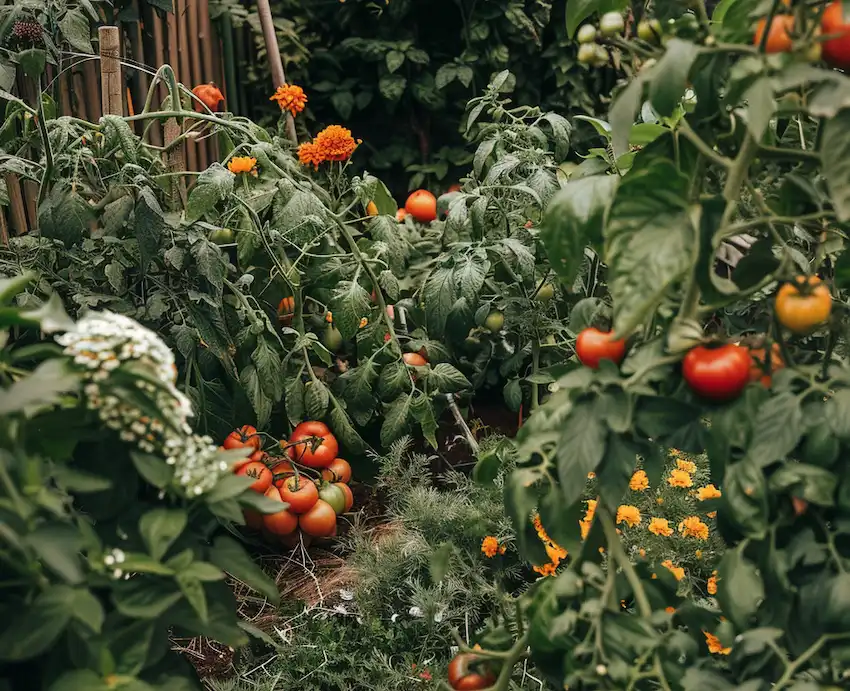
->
[704,630,731,655]
[584,499,597,523]
[656,497,664,505]
[707,511,717,518]
[587,471,596,479]
[679,516,709,540]
[667,469,693,488]
[648,517,673,537]
[359,317,368,328]
[665,606,676,614]
[638,548,646,558]
[270,83,308,115]
[669,448,681,457]
[616,505,641,527]
[676,459,696,474]
[695,549,703,559]
[481,536,500,558]
[298,141,323,168]
[661,559,685,581]
[313,124,359,162]
[707,572,718,595]
[579,519,591,539]
[533,562,557,577]
[629,470,649,491]
[697,484,722,501]
[227,156,257,175]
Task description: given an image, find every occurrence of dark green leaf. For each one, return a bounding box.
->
[723,459,769,539]
[131,452,173,489]
[556,399,607,507]
[381,394,413,447]
[747,392,804,467]
[821,108,850,222]
[25,525,84,584]
[717,548,764,630]
[186,163,234,222]
[0,585,75,660]
[139,509,187,561]
[209,536,279,603]
[648,39,699,117]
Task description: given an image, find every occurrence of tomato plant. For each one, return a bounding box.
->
[223,425,261,450]
[321,457,352,483]
[285,421,339,469]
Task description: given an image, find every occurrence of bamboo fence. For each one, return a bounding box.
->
[1,0,248,238]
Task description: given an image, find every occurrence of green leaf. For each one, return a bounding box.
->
[504,467,549,564]
[386,50,405,73]
[541,176,618,286]
[435,63,458,89]
[379,73,407,101]
[428,363,471,393]
[0,272,35,305]
[503,379,523,412]
[0,358,79,416]
[17,48,46,78]
[175,574,208,623]
[134,188,167,272]
[556,399,608,507]
[378,269,400,301]
[331,281,371,340]
[377,360,409,401]
[0,585,75,661]
[746,392,804,467]
[209,536,280,603]
[770,462,837,506]
[25,525,84,584]
[70,588,104,633]
[239,364,272,429]
[58,9,93,53]
[329,404,368,453]
[454,252,489,304]
[604,159,695,335]
[190,239,227,293]
[410,393,438,448]
[337,361,377,426]
[717,548,764,630]
[429,543,452,583]
[284,373,305,428]
[38,185,94,247]
[566,0,627,36]
[381,394,413,447]
[131,452,173,489]
[48,670,111,691]
[252,336,283,401]
[112,579,182,620]
[648,39,699,118]
[423,266,456,337]
[139,509,187,561]
[19,293,75,333]
[597,433,638,511]
[186,163,234,222]
[723,459,769,538]
[744,77,775,141]
[205,473,255,503]
[52,467,111,493]
[305,379,330,419]
[822,108,850,222]
[610,75,646,158]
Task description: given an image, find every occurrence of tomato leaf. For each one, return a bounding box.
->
[648,39,700,118]
[209,536,280,605]
[723,459,769,539]
[556,399,608,507]
[717,547,764,630]
[821,107,850,222]
[746,392,804,467]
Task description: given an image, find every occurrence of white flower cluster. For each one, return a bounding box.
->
[56,311,228,497]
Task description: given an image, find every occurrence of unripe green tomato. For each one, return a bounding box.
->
[673,12,700,39]
[535,283,555,301]
[577,42,597,64]
[591,44,610,67]
[484,311,505,333]
[805,41,822,62]
[209,228,235,245]
[599,12,625,37]
[322,324,343,352]
[637,18,662,43]
[576,24,597,44]
[317,482,346,514]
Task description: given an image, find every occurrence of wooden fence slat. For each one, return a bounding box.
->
[99,27,123,116]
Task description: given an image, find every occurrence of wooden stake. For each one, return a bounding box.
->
[255,0,297,144]
[164,119,187,209]
[99,26,123,116]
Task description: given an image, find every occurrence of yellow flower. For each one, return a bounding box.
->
[481,536,501,558]
[667,469,693,488]
[697,484,722,501]
[616,505,641,527]
[679,516,709,540]
[638,548,646,558]
[676,459,696,473]
[661,559,685,581]
[587,471,596,479]
[695,549,703,560]
[707,511,717,519]
[648,517,673,536]
[656,497,664,505]
[359,317,368,328]
[629,470,649,491]
[227,156,257,175]
[270,83,308,115]
[579,519,591,539]
[707,571,718,595]
[704,630,731,655]
[669,448,681,457]
[584,499,597,523]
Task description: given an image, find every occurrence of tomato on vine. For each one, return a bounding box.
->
[682,344,751,401]
[279,475,320,514]
[277,296,295,326]
[405,189,437,223]
[447,654,496,691]
[749,343,784,387]
[484,311,504,333]
[208,228,234,245]
[236,461,273,493]
[321,457,352,483]
[821,1,850,69]
[317,482,346,514]
[262,486,299,535]
[299,499,337,537]
[753,15,794,53]
[223,425,261,451]
[534,283,555,301]
[575,328,626,368]
[271,459,295,488]
[286,421,339,468]
[775,276,832,334]
[335,482,354,512]
[403,352,428,367]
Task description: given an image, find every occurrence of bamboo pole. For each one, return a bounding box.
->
[5,175,28,235]
[255,0,297,144]
[99,26,123,116]
[164,118,187,209]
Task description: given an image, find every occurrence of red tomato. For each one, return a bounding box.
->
[223,425,261,451]
[682,344,751,401]
[753,15,794,53]
[298,499,337,537]
[236,461,272,493]
[232,448,265,472]
[447,654,496,691]
[192,83,225,113]
[822,1,850,69]
[749,343,784,387]
[321,458,352,484]
[335,482,354,512]
[277,296,295,326]
[271,459,295,488]
[575,328,627,368]
[279,475,320,514]
[396,208,408,222]
[261,486,299,535]
[285,421,339,469]
[404,190,437,223]
[447,183,462,193]
[403,352,428,367]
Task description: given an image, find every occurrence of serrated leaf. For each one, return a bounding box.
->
[381,394,413,447]
[377,360,409,401]
[329,404,367,453]
[423,266,456,337]
[191,239,227,293]
[648,39,700,118]
[331,281,371,340]
[251,336,282,401]
[284,371,305,427]
[186,163,234,222]
[411,394,438,448]
[239,364,271,428]
[58,9,93,53]
[428,363,471,393]
[378,270,400,301]
[135,188,167,273]
[556,399,607,507]
[164,246,186,271]
[454,252,488,304]
[822,108,850,222]
[337,360,378,425]
[305,380,330,419]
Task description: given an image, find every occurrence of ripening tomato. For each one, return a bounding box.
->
[317,482,346,514]
[232,447,265,472]
[321,458,352,484]
[298,499,337,537]
[753,15,794,53]
[575,328,627,368]
[749,343,784,387]
[192,83,225,113]
[404,190,437,223]
[262,486,299,535]
[279,475,320,514]
[277,296,295,326]
[396,208,408,222]
[236,461,273,493]
[535,283,555,302]
[271,459,295,488]
[335,482,354,512]
[447,654,496,691]
[447,183,462,193]
[403,352,428,367]
[286,421,339,469]
[821,1,850,68]
[682,344,751,401]
[223,425,261,451]
[366,201,378,216]
[775,276,832,334]
[484,312,505,333]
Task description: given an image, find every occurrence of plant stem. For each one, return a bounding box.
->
[773,634,850,689]
[445,394,479,454]
[35,77,54,209]
[530,339,541,411]
[679,120,731,170]
[599,507,651,617]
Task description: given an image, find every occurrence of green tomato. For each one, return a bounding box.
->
[318,482,346,514]
[599,12,624,37]
[591,44,610,67]
[484,311,505,333]
[535,283,555,302]
[576,24,597,44]
[637,18,662,43]
[208,228,235,245]
[322,324,343,352]
[577,42,598,64]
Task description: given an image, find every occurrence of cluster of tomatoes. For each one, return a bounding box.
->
[224,421,354,543]
[756,0,850,67]
[447,654,496,690]
[575,275,832,402]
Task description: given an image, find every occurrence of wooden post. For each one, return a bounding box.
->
[255,0,297,144]
[164,119,187,210]
[99,26,123,116]
[5,175,28,236]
